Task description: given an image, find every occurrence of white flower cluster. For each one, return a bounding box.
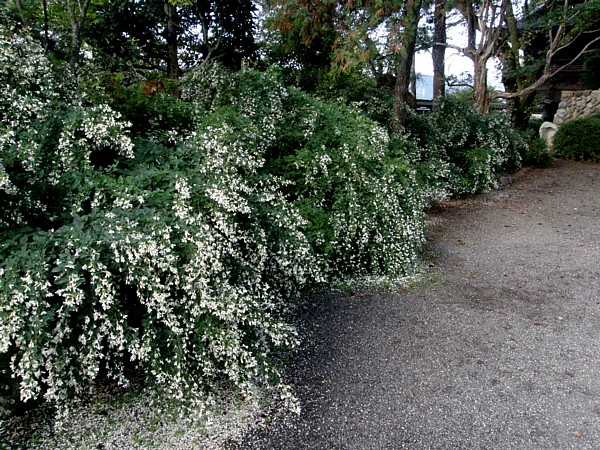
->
[0,27,58,212]
[0,25,134,229]
[0,64,320,416]
[53,103,134,182]
[400,99,525,199]
[284,92,425,277]
[1,52,461,423]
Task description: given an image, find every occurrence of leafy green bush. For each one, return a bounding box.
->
[1,33,318,417]
[275,90,424,278]
[1,34,425,420]
[554,115,600,161]
[502,117,552,168]
[402,94,525,198]
[521,137,553,168]
[185,64,425,279]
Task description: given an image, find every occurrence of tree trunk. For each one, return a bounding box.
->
[473,56,490,113]
[66,0,92,66]
[500,0,537,130]
[432,0,447,105]
[164,2,180,79]
[466,1,476,51]
[411,57,417,100]
[394,54,411,126]
[393,0,422,127]
[509,98,532,130]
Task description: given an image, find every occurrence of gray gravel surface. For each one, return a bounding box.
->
[230,160,600,450]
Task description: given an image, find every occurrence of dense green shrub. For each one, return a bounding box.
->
[515,117,553,168]
[1,33,425,420]
[521,137,553,168]
[402,94,526,198]
[184,64,425,279]
[554,115,600,161]
[1,25,532,422]
[1,32,318,416]
[275,90,424,278]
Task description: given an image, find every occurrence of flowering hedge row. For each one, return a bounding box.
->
[1,31,318,415]
[0,31,424,416]
[1,27,531,418]
[401,95,526,199]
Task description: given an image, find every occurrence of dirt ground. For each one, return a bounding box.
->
[233,159,600,449]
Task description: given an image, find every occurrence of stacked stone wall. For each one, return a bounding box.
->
[553,90,600,125]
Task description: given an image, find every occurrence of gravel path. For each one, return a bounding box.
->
[232,159,600,449]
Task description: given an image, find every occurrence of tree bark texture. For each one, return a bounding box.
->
[432,0,447,105]
[473,57,490,113]
[164,2,180,79]
[393,0,423,127]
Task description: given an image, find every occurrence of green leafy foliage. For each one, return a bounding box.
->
[402,94,526,198]
[1,34,317,416]
[1,38,424,419]
[184,64,424,279]
[520,137,553,168]
[1,18,542,425]
[274,89,424,278]
[517,118,553,168]
[554,115,600,162]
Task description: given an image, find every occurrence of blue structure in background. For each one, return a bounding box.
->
[414,75,434,101]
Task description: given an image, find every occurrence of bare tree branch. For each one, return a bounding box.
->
[493,33,600,100]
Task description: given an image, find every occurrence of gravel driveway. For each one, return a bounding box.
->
[232,159,600,449]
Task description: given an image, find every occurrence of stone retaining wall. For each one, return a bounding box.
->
[553,90,600,125]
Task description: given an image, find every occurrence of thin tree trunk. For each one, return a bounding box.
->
[473,56,489,113]
[164,2,180,79]
[501,0,537,129]
[66,0,92,66]
[43,0,50,54]
[432,0,447,105]
[393,0,422,127]
[411,56,417,100]
[394,54,410,126]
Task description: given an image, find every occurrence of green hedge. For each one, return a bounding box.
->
[1,37,317,416]
[402,94,526,199]
[1,26,542,421]
[554,115,600,162]
[184,64,425,279]
[1,36,425,417]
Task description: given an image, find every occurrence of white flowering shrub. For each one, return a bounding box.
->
[1,33,318,416]
[183,65,425,279]
[277,90,425,278]
[0,137,317,413]
[402,95,525,198]
[0,27,134,231]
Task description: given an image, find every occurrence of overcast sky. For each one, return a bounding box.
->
[414,21,504,90]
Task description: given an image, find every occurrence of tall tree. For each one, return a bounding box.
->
[8,0,258,76]
[460,0,506,113]
[393,0,423,125]
[266,0,426,126]
[494,0,600,125]
[164,1,180,78]
[432,0,448,104]
[449,0,600,115]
